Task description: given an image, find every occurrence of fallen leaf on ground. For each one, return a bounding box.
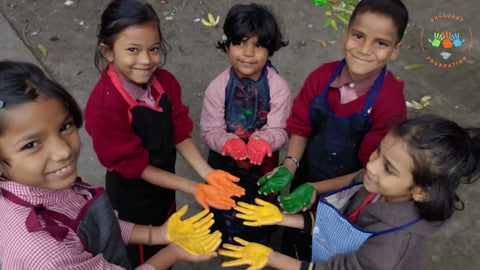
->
[403,64,424,70]
[37,44,48,56]
[406,96,431,110]
[312,39,327,47]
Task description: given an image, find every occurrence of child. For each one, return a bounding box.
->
[200,3,291,244]
[258,0,409,259]
[85,0,244,266]
[221,114,480,270]
[0,60,222,269]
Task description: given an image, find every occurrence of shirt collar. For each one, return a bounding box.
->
[330,65,383,96]
[118,75,155,100]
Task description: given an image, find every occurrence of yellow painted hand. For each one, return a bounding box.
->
[219,237,272,270]
[176,230,222,255]
[167,205,214,242]
[234,198,283,226]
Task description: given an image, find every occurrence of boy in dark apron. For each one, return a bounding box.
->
[257,0,409,260]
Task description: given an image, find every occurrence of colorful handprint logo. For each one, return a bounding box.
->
[420,13,472,68]
[428,31,465,48]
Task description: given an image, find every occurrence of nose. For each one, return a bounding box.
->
[138,50,152,65]
[357,41,371,55]
[50,137,71,162]
[243,44,255,57]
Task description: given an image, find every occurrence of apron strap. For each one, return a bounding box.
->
[347,192,376,222]
[320,59,346,98]
[360,65,386,114]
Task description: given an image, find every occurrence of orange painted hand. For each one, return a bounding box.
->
[176,230,222,255]
[206,170,245,197]
[195,183,236,210]
[234,198,283,226]
[219,237,272,270]
[247,138,272,165]
[167,205,214,242]
[222,138,248,160]
[442,31,453,48]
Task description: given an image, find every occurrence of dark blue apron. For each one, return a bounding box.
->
[208,66,279,245]
[283,59,386,260]
[104,64,176,266]
[1,183,132,269]
[312,183,420,262]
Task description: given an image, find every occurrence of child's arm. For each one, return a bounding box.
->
[175,138,216,179]
[249,70,291,152]
[266,251,303,270]
[200,69,240,154]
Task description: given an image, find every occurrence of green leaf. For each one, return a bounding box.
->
[323,17,333,28]
[37,44,48,56]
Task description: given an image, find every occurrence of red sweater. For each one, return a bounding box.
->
[85,68,193,179]
[286,61,406,166]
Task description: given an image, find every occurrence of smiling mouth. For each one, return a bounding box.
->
[48,161,75,176]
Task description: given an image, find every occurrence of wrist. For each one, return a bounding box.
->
[282,158,297,174]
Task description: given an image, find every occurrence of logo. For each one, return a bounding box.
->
[420,13,473,68]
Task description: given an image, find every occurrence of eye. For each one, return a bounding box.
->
[384,163,394,175]
[60,121,74,133]
[150,46,160,52]
[127,48,138,53]
[377,40,388,47]
[353,33,363,40]
[255,43,265,48]
[22,141,39,150]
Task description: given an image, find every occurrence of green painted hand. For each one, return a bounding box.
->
[219,237,272,270]
[278,183,315,213]
[234,198,283,226]
[175,230,222,255]
[167,205,214,242]
[257,167,293,195]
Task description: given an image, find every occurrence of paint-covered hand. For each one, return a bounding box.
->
[195,183,236,210]
[257,167,293,195]
[206,170,245,197]
[235,198,282,226]
[247,138,272,165]
[175,230,222,255]
[219,237,272,270]
[278,183,316,213]
[222,138,248,160]
[167,205,214,242]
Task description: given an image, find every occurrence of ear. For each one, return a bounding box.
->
[411,186,428,202]
[389,41,403,61]
[99,43,114,62]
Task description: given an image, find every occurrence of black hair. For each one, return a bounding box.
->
[217,3,288,57]
[94,0,168,71]
[349,0,409,43]
[391,115,480,221]
[0,60,83,136]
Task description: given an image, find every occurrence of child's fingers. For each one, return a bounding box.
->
[188,209,210,223]
[243,220,262,227]
[236,201,256,210]
[234,206,254,216]
[193,212,214,227]
[221,243,244,252]
[254,198,268,206]
[236,213,257,221]
[233,236,249,246]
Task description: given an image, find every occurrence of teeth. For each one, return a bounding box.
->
[55,164,70,175]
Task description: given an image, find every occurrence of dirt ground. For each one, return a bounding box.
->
[1,0,479,269]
